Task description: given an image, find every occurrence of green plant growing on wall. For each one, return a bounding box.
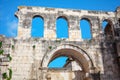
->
[2,72,7,79]
[0,41,4,55]
[8,68,12,80]
[0,41,2,48]
[0,41,13,80]
[0,49,4,55]
[88,39,92,43]
[7,54,12,61]
[55,40,61,43]
[11,45,15,50]
[2,68,12,80]
[32,45,36,49]
[48,46,52,49]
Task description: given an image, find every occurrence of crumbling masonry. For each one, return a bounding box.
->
[0,6,120,80]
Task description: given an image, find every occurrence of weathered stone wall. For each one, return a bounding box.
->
[15,6,116,41]
[0,6,120,80]
[45,70,85,80]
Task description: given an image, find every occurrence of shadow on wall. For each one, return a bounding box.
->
[72,71,85,80]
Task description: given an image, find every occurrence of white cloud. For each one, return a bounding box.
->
[7,20,18,37]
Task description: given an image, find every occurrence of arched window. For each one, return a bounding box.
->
[80,19,92,39]
[102,20,109,32]
[31,16,44,37]
[56,17,68,38]
[102,20,113,39]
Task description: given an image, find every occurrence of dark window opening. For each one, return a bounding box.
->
[118,18,120,26]
[102,20,113,40]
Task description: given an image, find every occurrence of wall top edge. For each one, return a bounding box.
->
[18,6,116,14]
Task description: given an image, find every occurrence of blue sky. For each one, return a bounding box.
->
[0,0,120,67]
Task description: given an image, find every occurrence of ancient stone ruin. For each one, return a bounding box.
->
[0,6,120,80]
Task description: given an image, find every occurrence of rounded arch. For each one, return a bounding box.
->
[32,15,44,20]
[56,15,69,27]
[102,18,114,39]
[56,16,69,38]
[80,17,92,39]
[102,18,113,27]
[31,15,44,37]
[41,44,94,72]
[80,17,92,26]
[57,16,68,22]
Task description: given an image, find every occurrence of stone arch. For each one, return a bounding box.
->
[32,15,44,20]
[56,15,70,26]
[31,15,44,37]
[31,14,45,25]
[56,16,69,28]
[41,43,94,73]
[80,17,92,39]
[57,16,68,21]
[102,18,113,26]
[80,17,92,26]
[102,18,114,39]
[56,16,69,38]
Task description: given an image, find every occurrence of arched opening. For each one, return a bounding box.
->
[41,44,93,80]
[102,20,113,40]
[48,56,68,68]
[31,16,44,37]
[102,20,108,30]
[47,49,89,72]
[48,55,83,70]
[56,17,68,38]
[48,55,84,80]
[80,18,92,40]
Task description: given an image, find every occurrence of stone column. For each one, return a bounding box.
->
[16,12,32,39]
[44,14,56,40]
[91,18,100,42]
[69,16,82,41]
[98,18,105,41]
